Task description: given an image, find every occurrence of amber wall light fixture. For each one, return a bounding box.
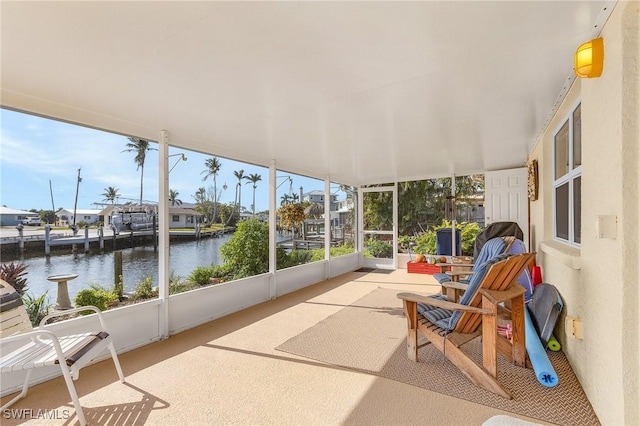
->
[574,37,604,78]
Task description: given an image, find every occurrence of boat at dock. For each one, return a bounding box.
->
[110,206,157,235]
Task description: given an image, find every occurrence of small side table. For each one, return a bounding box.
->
[47,273,79,310]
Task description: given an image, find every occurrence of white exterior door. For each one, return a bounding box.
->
[484,167,529,248]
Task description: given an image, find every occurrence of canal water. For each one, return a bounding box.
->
[3,235,233,303]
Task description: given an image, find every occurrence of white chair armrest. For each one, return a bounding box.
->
[1,329,69,365]
[40,306,108,330]
[0,328,58,345]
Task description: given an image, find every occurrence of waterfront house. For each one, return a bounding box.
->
[0,2,638,425]
[334,196,355,228]
[99,204,202,229]
[168,207,202,229]
[0,206,36,227]
[302,190,338,210]
[55,209,102,227]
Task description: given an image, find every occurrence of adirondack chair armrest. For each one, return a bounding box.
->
[439,263,474,269]
[446,270,474,276]
[397,292,494,315]
[40,305,109,330]
[441,281,468,291]
[479,285,526,305]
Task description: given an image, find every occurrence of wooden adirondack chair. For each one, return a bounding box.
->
[433,236,517,285]
[397,252,536,399]
[0,280,125,426]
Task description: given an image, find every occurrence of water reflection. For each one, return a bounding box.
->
[5,235,232,303]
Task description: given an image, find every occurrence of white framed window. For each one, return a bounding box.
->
[553,102,582,245]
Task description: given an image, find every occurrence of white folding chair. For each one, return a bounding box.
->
[0,280,125,426]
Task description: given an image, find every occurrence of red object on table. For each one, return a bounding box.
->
[531,265,542,286]
[407,262,448,275]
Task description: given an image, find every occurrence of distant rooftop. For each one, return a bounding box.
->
[0,206,34,215]
[56,208,102,215]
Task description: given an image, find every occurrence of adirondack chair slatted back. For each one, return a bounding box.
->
[456,253,535,334]
[506,239,535,301]
[433,237,510,285]
[453,253,511,334]
[419,254,507,331]
[419,253,535,334]
[0,283,33,339]
[474,238,508,268]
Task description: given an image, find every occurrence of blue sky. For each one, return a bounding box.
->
[0,109,342,213]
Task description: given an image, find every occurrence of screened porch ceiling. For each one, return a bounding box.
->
[0,1,614,186]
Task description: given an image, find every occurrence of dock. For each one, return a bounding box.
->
[0,226,234,256]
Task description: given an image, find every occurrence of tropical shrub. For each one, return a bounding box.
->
[274,249,298,270]
[411,220,482,256]
[364,238,393,258]
[414,230,437,255]
[169,271,196,295]
[458,221,482,255]
[74,288,119,313]
[220,219,269,279]
[189,266,216,285]
[275,247,294,269]
[287,250,313,266]
[397,235,415,252]
[188,264,232,286]
[133,276,157,299]
[169,279,200,295]
[0,262,29,295]
[329,243,355,257]
[432,220,482,256]
[297,242,355,263]
[22,292,51,326]
[210,264,232,280]
[308,248,325,262]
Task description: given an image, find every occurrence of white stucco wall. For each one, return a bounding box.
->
[529,3,639,425]
[619,3,640,425]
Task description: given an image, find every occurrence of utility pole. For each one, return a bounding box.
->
[72,168,82,235]
[49,179,56,225]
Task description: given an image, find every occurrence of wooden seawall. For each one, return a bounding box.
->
[0,226,234,256]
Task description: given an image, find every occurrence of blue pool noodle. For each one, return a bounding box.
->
[524,307,559,387]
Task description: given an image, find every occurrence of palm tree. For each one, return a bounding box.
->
[291,193,300,203]
[233,169,245,218]
[245,173,262,216]
[122,137,156,205]
[201,157,222,223]
[102,186,120,204]
[193,187,207,204]
[192,187,209,224]
[169,189,182,206]
[280,194,291,206]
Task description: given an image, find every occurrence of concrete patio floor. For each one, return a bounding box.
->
[0,270,547,425]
